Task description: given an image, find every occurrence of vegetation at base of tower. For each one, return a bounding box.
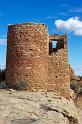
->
[0,69,7,89]
[7,81,30,90]
[13,81,29,90]
[70,80,80,93]
[0,68,30,90]
[0,81,8,89]
[0,69,5,82]
[70,80,82,95]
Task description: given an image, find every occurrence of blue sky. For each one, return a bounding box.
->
[0,0,82,75]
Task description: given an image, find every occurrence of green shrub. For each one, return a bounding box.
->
[0,69,6,89]
[7,81,30,90]
[0,69,6,82]
[70,80,80,93]
[0,81,7,89]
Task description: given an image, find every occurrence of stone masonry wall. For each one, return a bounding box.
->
[48,34,70,99]
[6,22,70,99]
[6,23,49,91]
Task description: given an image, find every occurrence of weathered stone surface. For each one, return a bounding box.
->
[0,90,79,124]
[74,95,82,124]
[70,89,76,100]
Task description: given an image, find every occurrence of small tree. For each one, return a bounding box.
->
[70,80,80,93]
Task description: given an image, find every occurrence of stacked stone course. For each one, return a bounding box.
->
[6,22,70,99]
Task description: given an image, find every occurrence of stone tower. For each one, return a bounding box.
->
[6,23,49,91]
[6,22,70,99]
[48,34,70,99]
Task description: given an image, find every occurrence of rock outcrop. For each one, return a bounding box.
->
[75,95,82,124]
[0,90,79,124]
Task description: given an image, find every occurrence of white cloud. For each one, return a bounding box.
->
[55,17,82,36]
[0,39,7,45]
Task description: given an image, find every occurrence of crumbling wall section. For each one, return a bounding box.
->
[48,34,70,99]
[6,23,49,91]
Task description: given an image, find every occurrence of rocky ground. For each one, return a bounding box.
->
[0,89,80,124]
[75,95,82,124]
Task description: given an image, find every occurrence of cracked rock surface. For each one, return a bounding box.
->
[0,90,80,124]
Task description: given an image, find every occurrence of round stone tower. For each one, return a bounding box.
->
[6,22,49,91]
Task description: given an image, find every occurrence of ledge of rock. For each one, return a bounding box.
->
[0,90,80,124]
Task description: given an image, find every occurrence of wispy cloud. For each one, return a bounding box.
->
[39,16,56,20]
[32,16,57,22]
[59,12,68,16]
[74,66,82,76]
[60,4,69,7]
[0,39,7,45]
[55,17,82,36]
[69,8,82,13]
